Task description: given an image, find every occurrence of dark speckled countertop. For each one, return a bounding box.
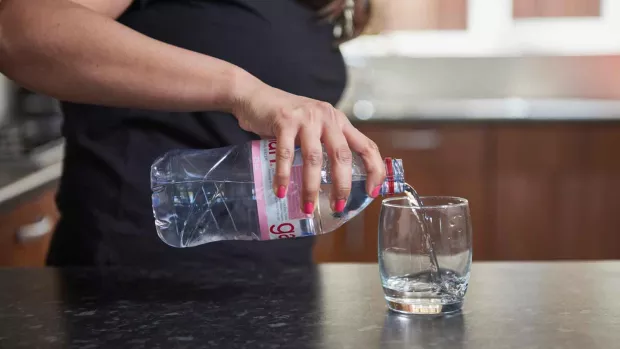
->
[1,262,619,348]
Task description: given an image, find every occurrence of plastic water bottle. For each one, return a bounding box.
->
[151,139,404,247]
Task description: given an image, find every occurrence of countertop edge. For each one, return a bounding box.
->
[341,98,620,122]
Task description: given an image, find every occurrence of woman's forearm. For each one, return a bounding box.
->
[0,0,259,112]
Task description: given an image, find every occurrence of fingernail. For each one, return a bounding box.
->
[371,185,381,198]
[276,185,287,199]
[304,202,315,215]
[335,199,346,213]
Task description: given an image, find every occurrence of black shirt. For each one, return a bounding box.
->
[46,0,347,268]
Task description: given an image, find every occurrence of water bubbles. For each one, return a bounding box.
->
[449,214,464,228]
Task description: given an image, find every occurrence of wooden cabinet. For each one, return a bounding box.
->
[493,124,586,260]
[314,123,491,262]
[493,124,620,260]
[580,125,620,259]
[313,121,620,262]
[514,0,600,18]
[0,188,58,266]
[368,0,602,33]
[369,0,468,32]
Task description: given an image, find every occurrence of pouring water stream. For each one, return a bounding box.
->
[403,184,441,283]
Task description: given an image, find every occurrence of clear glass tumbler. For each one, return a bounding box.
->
[379,196,472,315]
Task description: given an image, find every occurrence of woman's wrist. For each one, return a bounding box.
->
[228,67,263,117]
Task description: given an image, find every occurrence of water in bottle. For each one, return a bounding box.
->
[151,139,404,247]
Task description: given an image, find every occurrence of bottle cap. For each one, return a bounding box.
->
[382,158,404,196]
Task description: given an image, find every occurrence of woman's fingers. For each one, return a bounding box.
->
[299,121,324,215]
[322,118,352,213]
[272,124,297,199]
[342,123,385,197]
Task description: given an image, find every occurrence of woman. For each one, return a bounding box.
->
[0,0,384,268]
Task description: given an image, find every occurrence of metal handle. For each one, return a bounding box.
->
[16,215,53,242]
[390,130,441,150]
[0,74,12,126]
[334,0,356,40]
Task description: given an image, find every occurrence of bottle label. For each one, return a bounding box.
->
[251,140,308,240]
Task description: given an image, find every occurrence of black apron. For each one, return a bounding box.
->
[46,0,347,268]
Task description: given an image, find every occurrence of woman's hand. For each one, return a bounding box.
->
[233,80,385,215]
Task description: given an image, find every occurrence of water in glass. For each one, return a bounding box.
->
[379,192,472,315]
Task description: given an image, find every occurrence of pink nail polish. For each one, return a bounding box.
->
[371,185,381,198]
[304,202,315,215]
[335,199,346,213]
[276,185,287,199]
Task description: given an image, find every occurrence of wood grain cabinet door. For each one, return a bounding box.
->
[370,0,468,32]
[0,189,58,266]
[579,124,620,259]
[514,0,601,18]
[493,124,587,260]
[493,123,620,260]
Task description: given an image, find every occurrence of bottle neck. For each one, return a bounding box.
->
[379,158,405,196]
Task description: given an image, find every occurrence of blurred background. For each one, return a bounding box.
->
[1,0,619,266]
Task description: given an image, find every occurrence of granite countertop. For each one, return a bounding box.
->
[1,261,619,349]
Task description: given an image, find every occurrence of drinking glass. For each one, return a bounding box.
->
[378,196,472,315]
